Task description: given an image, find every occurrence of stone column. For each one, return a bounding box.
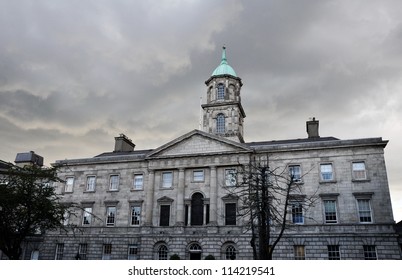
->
[175,168,185,226]
[209,166,218,225]
[145,170,155,226]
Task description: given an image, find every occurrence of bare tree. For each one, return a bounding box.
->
[228,154,317,260]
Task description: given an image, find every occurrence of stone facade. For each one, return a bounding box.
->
[13,48,401,260]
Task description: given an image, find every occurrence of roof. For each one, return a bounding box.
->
[211,46,237,77]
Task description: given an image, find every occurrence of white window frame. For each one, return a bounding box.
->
[128,244,139,260]
[55,243,64,260]
[225,168,237,187]
[193,170,204,182]
[65,177,74,193]
[102,244,112,260]
[130,205,141,226]
[357,199,373,223]
[289,165,302,182]
[109,175,119,191]
[30,250,39,260]
[63,210,70,226]
[352,162,367,180]
[320,163,334,181]
[78,243,88,260]
[82,207,92,225]
[86,176,96,192]
[162,171,173,188]
[291,202,304,224]
[106,206,116,226]
[323,200,338,224]
[133,174,144,190]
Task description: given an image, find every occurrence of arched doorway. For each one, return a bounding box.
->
[191,193,204,226]
[189,243,202,260]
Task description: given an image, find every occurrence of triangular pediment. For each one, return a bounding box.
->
[147,130,251,158]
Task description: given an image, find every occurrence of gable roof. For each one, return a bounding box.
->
[146,129,252,158]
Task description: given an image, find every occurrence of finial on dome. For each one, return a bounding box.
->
[221,45,227,64]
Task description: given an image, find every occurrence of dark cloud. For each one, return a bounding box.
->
[0,0,401,220]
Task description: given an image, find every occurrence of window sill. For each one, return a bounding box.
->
[160,187,174,190]
[131,188,143,192]
[84,190,96,193]
[319,180,337,184]
[107,190,119,192]
[352,179,370,183]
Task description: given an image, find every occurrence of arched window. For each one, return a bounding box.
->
[188,243,202,260]
[217,84,225,100]
[156,244,168,260]
[191,193,204,226]
[216,114,225,134]
[225,245,236,260]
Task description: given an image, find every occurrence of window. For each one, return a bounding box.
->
[128,245,139,260]
[159,205,170,226]
[327,245,341,260]
[193,170,204,182]
[157,244,168,260]
[191,193,204,226]
[65,177,74,193]
[225,168,237,186]
[109,175,119,191]
[363,245,377,260]
[63,210,70,226]
[289,165,302,182]
[291,203,304,224]
[131,206,141,226]
[357,199,372,223]
[353,162,367,180]
[82,207,92,225]
[320,164,333,181]
[55,243,64,260]
[216,114,225,134]
[294,245,305,260]
[225,245,237,260]
[217,83,225,100]
[106,206,116,226]
[133,174,143,190]
[162,172,173,188]
[30,250,39,260]
[78,243,88,260]
[323,200,337,223]
[225,203,237,225]
[102,244,112,260]
[189,243,202,260]
[86,176,96,192]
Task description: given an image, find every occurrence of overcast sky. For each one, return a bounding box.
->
[0,0,401,221]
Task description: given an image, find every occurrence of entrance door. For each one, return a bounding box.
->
[190,252,201,260]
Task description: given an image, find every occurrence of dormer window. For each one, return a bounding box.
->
[217,84,225,100]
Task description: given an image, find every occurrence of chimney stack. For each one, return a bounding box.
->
[114,134,135,152]
[306,117,319,138]
[15,151,44,167]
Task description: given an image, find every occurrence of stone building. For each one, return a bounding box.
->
[34,48,399,260]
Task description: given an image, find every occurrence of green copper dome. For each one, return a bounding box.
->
[211,46,237,77]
